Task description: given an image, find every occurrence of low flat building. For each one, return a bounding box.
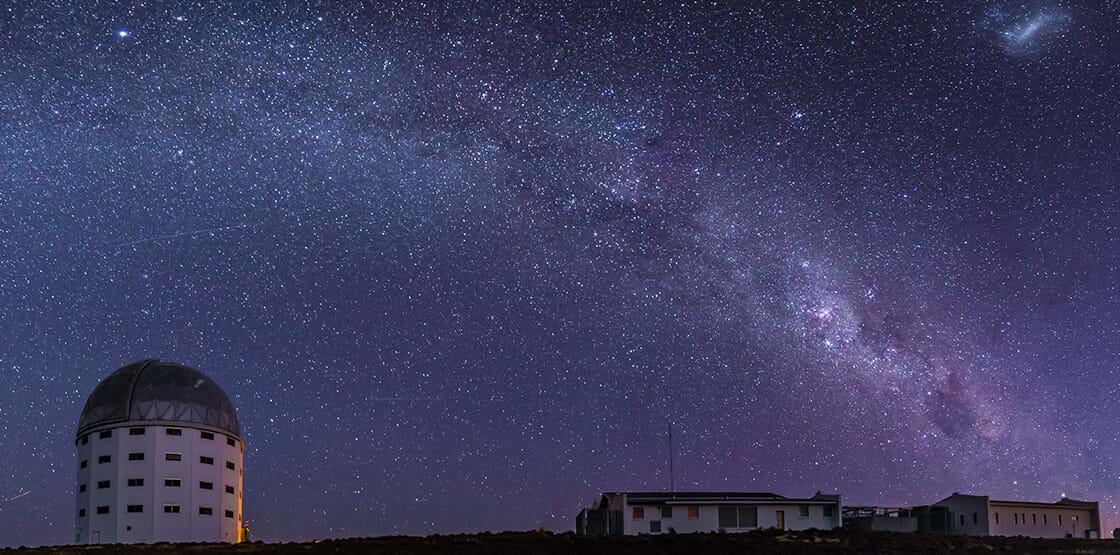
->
[934,493,1101,539]
[576,491,842,536]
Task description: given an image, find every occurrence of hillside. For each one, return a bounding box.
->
[5,530,1120,555]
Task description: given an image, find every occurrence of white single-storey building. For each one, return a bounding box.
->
[576,491,842,536]
[934,493,1101,539]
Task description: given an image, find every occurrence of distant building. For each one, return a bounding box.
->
[576,491,842,536]
[933,493,1101,539]
[75,360,245,544]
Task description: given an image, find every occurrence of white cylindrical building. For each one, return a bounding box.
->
[75,359,245,544]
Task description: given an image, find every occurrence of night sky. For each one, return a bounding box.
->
[2,0,1119,546]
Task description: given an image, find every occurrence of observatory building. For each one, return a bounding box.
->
[74,360,244,544]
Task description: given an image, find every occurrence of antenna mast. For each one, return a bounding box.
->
[668,422,675,493]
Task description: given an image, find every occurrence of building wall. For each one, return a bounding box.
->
[935,495,991,536]
[75,423,244,544]
[621,499,840,535]
[988,505,1095,538]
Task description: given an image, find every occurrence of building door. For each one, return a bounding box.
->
[92,531,100,544]
[775,510,785,530]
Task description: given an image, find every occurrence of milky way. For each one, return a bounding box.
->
[2,1,1120,546]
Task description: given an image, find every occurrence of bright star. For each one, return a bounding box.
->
[116,29,130,38]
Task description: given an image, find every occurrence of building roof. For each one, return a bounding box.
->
[609,491,840,505]
[990,497,1098,509]
[76,359,241,439]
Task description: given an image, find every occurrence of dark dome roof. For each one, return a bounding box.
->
[77,360,241,438]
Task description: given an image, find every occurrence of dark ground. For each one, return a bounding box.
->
[6,530,1120,554]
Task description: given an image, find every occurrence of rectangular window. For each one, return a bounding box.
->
[226,461,236,470]
[225,485,235,495]
[127,505,143,513]
[718,506,737,528]
[98,455,111,464]
[201,431,215,440]
[79,484,87,493]
[960,514,964,525]
[1033,514,1037,525]
[200,481,214,490]
[164,505,180,514]
[649,520,661,533]
[97,480,110,489]
[99,430,112,439]
[1043,514,1047,525]
[166,428,182,436]
[738,506,758,528]
[974,512,978,524]
[1014,513,1019,524]
[81,436,88,445]
[799,506,810,518]
[225,510,235,519]
[632,507,644,520]
[1059,514,1063,525]
[165,478,181,487]
[78,509,86,517]
[687,505,700,519]
[80,460,87,469]
[660,506,672,518]
[200,456,214,465]
[165,453,182,461]
[127,479,144,487]
[96,506,110,515]
[824,505,834,517]
[227,437,236,447]
[199,507,213,516]
[128,452,144,461]
[129,428,146,435]
[1073,515,1079,521]
[995,512,999,524]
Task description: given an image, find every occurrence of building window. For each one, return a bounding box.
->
[79,484,86,493]
[650,520,661,533]
[164,505,180,514]
[718,505,757,528]
[226,461,236,470]
[200,481,214,490]
[96,506,110,515]
[688,505,700,519]
[1032,514,1037,525]
[1043,514,1047,525]
[165,453,182,461]
[227,437,237,447]
[1073,515,1079,521]
[98,455,111,464]
[199,507,213,516]
[659,506,672,519]
[99,430,112,439]
[225,510,235,519]
[1014,513,1018,524]
[97,480,110,489]
[800,506,810,518]
[959,515,964,526]
[995,512,999,524]
[127,505,143,513]
[201,431,215,440]
[81,436,88,445]
[824,505,834,517]
[80,460,87,469]
[78,509,86,517]
[128,452,145,461]
[226,485,236,495]
[127,479,144,487]
[633,507,644,520]
[129,428,146,435]
[166,428,182,436]
[973,512,978,524]
[165,478,181,487]
[1059,514,1063,525]
[200,456,214,465]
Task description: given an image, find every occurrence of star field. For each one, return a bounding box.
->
[2,0,1120,545]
